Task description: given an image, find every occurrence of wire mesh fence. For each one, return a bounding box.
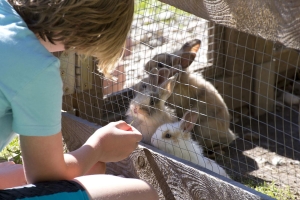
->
[57,0,300,198]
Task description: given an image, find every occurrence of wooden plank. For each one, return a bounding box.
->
[59,51,76,95]
[253,61,276,116]
[62,94,75,114]
[158,0,300,51]
[102,65,126,96]
[61,111,100,151]
[61,112,274,200]
[71,56,105,125]
[77,55,94,92]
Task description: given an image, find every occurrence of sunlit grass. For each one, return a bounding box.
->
[244,180,295,200]
[0,136,22,164]
[135,0,189,23]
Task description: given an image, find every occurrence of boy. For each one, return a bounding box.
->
[0,0,158,199]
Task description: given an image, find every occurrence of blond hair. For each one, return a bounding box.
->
[9,0,134,77]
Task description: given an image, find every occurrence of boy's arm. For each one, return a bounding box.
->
[20,121,141,184]
[20,131,97,183]
[0,158,105,189]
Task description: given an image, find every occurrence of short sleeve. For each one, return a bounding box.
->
[11,60,63,136]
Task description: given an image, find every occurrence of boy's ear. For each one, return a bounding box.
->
[180,110,199,132]
[159,73,178,100]
[158,68,170,85]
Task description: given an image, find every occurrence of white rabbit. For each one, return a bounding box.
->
[126,69,178,144]
[151,110,230,178]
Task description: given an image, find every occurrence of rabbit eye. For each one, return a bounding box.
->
[150,99,155,106]
[157,62,164,68]
[165,133,172,138]
[149,93,159,107]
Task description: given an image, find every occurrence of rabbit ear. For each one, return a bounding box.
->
[174,39,201,69]
[180,39,201,53]
[158,68,170,85]
[179,110,199,132]
[179,53,197,68]
[158,73,178,100]
[148,68,159,86]
[169,65,182,81]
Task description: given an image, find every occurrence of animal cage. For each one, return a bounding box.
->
[59,0,300,199]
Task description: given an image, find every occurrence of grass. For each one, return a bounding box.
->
[0,136,22,164]
[135,0,189,23]
[244,180,296,200]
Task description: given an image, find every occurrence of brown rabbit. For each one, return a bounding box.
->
[133,67,170,93]
[126,69,178,144]
[142,39,237,150]
[145,39,201,73]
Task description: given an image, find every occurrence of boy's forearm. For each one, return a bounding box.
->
[63,144,100,178]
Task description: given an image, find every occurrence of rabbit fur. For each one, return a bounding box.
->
[126,70,178,144]
[151,110,230,178]
[140,39,237,150]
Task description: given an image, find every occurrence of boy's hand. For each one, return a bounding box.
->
[87,121,142,163]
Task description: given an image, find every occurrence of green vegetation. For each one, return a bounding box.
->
[0,136,22,164]
[245,180,295,200]
[135,0,189,23]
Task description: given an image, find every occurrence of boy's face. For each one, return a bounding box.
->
[38,36,65,53]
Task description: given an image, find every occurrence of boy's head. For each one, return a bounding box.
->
[9,0,134,77]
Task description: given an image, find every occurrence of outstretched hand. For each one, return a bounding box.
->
[86,121,142,163]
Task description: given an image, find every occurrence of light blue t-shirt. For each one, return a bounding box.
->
[0,0,63,150]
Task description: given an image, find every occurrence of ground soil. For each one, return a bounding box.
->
[216,105,300,199]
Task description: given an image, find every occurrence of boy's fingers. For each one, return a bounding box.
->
[130,127,142,142]
[117,129,142,142]
[126,125,142,142]
[115,120,132,131]
[135,133,142,142]
[127,124,139,133]
[114,121,142,142]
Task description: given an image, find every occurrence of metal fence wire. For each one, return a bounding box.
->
[57,0,300,198]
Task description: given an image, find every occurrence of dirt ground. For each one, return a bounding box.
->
[216,104,300,198]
